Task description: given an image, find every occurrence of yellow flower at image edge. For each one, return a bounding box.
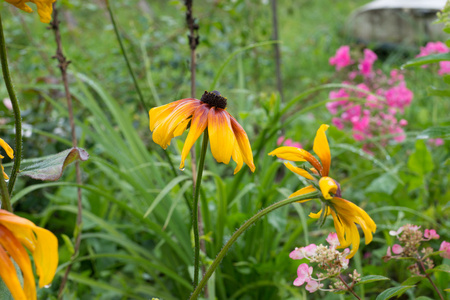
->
[0,209,58,300]
[149,91,255,174]
[0,138,14,180]
[4,0,56,23]
[269,124,376,258]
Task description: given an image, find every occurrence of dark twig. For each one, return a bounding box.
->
[270,0,284,102]
[49,4,84,298]
[418,259,445,300]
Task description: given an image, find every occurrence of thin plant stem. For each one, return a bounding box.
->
[189,191,320,299]
[418,259,445,300]
[104,0,149,110]
[0,13,22,195]
[0,159,12,212]
[338,274,361,300]
[270,0,284,102]
[49,4,83,298]
[192,131,208,288]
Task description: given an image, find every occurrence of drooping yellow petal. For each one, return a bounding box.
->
[284,162,314,180]
[289,185,316,203]
[329,210,349,247]
[313,124,331,176]
[0,244,26,300]
[0,210,58,287]
[0,225,36,299]
[230,115,255,172]
[309,206,331,219]
[0,138,14,159]
[152,100,200,149]
[207,107,235,164]
[179,105,209,170]
[319,176,338,199]
[269,146,323,174]
[5,0,56,23]
[231,146,244,174]
[331,197,377,233]
[149,100,182,131]
[2,165,9,180]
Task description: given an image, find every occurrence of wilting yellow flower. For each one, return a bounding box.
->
[0,138,14,180]
[0,209,58,300]
[149,91,255,174]
[4,0,55,23]
[269,124,376,258]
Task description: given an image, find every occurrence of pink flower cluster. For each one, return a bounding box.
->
[416,41,450,76]
[290,233,355,293]
[277,136,302,149]
[328,46,414,149]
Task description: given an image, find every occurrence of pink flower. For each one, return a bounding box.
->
[439,241,450,259]
[290,244,317,260]
[439,61,450,75]
[392,244,404,254]
[332,117,344,130]
[277,136,285,146]
[277,136,302,149]
[329,46,354,70]
[399,119,408,127]
[293,263,313,286]
[386,246,392,256]
[359,49,377,77]
[429,138,444,147]
[424,229,440,240]
[3,98,12,111]
[305,279,322,293]
[326,233,340,248]
[389,227,404,236]
[385,85,413,111]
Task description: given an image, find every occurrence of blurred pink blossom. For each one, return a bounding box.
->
[429,138,444,147]
[326,233,340,248]
[424,229,440,240]
[3,98,12,111]
[329,46,353,71]
[305,280,322,293]
[359,49,377,77]
[392,244,404,254]
[439,241,450,259]
[293,263,313,286]
[417,42,450,75]
[277,136,302,149]
[290,244,317,260]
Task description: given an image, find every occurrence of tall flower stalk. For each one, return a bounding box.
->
[49,4,83,298]
[0,13,22,196]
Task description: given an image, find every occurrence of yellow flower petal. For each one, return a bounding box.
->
[269,146,322,174]
[5,0,56,23]
[289,185,316,203]
[319,176,338,199]
[231,146,244,174]
[313,124,331,176]
[0,244,26,300]
[180,105,209,170]
[2,165,9,180]
[284,162,314,180]
[0,210,58,288]
[0,138,14,159]
[309,206,331,219]
[149,99,185,131]
[0,225,36,299]
[230,115,255,172]
[207,107,235,164]
[152,100,200,149]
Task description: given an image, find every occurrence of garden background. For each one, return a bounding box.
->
[0,0,449,299]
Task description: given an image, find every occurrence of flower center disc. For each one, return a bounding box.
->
[200,90,227,109]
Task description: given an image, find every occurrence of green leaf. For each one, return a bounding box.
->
[366,173,398,195]
[355,275,390,285]
[402,53,450,68]
[375,286,415,300]
[427,87,450,97]
[62,234,75,255]
[401,275,424,286]
[407,140,434,175]
[415,297,434,300]
[20,147,89,181]
[426,264,450,274]
[417,126,450,139]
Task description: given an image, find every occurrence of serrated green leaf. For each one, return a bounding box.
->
[356,275,390,286]
[401,275,424,286]
[426,264,450,274]
[376,286,415,300]
[417,126,450,139]
[407,140,434,175]
[402,53,450,68]
[20,147,89,181]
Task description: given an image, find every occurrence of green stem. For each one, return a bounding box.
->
[0,159,12,212]
[105,0,149,110]
[193,131,208,288]
[0,13,22,195]
[338,274,361,300]
[189,191,320,299]
[418,259,445,300]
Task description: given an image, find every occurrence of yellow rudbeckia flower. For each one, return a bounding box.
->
[0,209,58,300]
[4,0,55,23]
[149,91,255,174]
[269,124,376,258]
[0,138,14,180]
